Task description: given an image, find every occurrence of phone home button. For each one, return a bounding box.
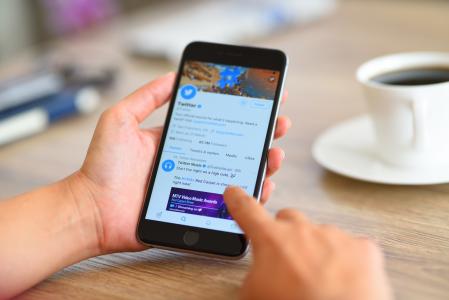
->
[183,231,199,246]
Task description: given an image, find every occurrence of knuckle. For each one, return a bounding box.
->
[99,108,113,120]
[100,106,129,126]
[277,207,295,215]
[100,107,119,121]
[276,208,305,222]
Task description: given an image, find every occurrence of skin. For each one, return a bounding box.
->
[0,72,291,298]
[223,187,393,300]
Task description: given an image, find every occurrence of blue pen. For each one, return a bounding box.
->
[0,87,99,145]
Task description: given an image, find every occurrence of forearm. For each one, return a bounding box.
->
[0,174,100,298]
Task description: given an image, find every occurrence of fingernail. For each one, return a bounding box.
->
[281,150,286,160]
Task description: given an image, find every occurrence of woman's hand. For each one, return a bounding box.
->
[70,72,291,254]
[0,73,290,298]
[223,187,393,300]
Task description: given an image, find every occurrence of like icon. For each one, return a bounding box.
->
[180,84,197,100]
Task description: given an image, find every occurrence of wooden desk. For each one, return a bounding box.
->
[2,1,448,299]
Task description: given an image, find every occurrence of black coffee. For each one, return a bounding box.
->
[371,67,449,86]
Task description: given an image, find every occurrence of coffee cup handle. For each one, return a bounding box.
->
[411,100,427,150]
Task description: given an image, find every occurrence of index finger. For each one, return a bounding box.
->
[224,186,273,243]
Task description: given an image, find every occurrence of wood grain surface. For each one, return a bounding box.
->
[1,1,449,299]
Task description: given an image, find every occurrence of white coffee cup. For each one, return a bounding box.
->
[357,52,449,169]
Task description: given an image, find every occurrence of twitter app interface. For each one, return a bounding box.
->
[146,61,280,233]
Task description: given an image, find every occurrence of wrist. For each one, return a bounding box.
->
[62,171,105,257]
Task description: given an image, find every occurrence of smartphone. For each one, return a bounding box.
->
[137,41,287,258]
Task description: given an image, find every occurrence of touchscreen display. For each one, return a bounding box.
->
[145,60,280,233]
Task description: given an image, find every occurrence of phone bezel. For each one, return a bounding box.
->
[137,41,287,258]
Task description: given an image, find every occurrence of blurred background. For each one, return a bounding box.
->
[0,0,335,151]
[0,0,335,61]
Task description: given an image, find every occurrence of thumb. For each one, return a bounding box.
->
[119,72,176,123]
[224,186,273,244]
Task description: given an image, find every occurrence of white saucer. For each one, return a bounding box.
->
[312,115,449,185]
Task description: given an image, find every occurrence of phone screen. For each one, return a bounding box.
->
[145,60,280,234]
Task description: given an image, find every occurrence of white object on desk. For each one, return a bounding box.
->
[357,52,449,170]
[312,115,449,185]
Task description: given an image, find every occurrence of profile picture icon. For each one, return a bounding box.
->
[161,159,175,172]
[180,84,197,100]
